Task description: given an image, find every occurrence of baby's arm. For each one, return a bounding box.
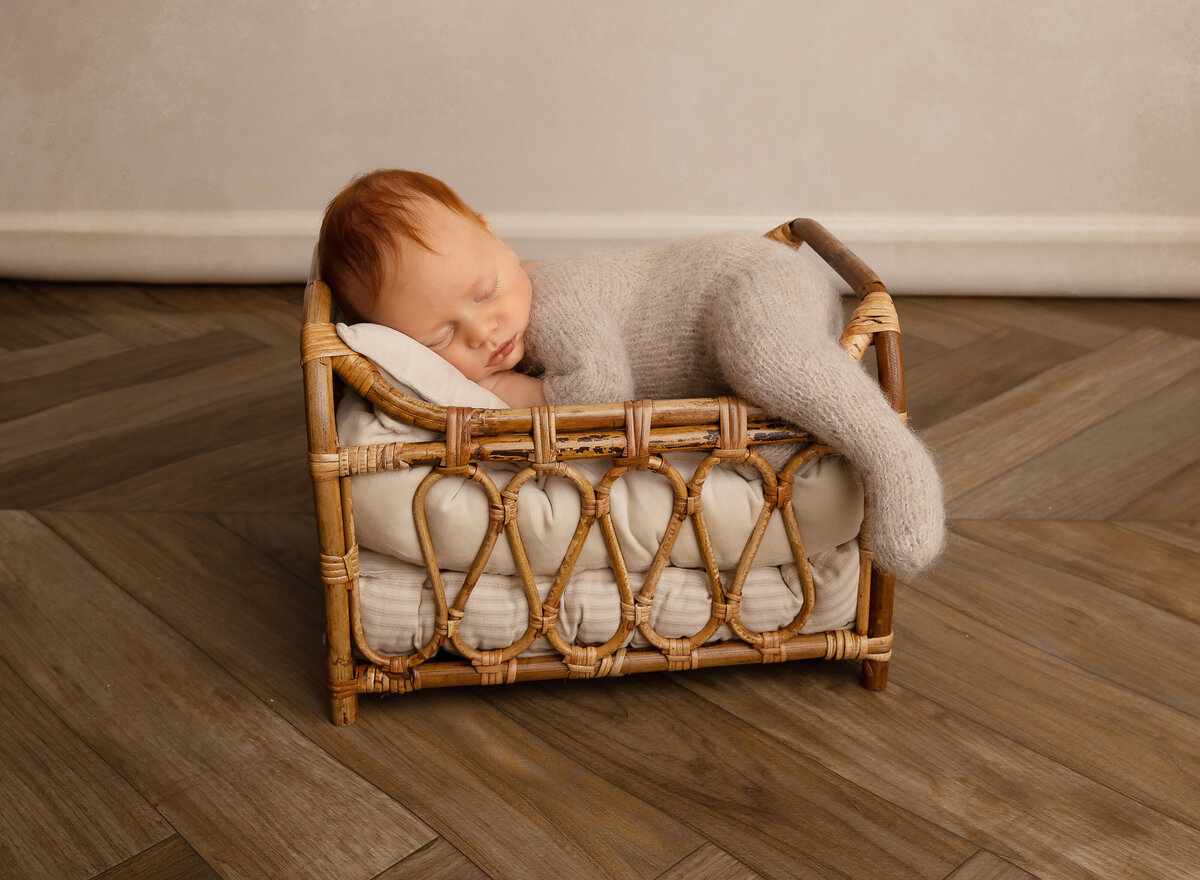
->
[477,369,547,408]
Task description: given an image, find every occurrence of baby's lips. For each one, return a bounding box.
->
[488,336,515,367]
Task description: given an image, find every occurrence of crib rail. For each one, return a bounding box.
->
[302,219,902,724]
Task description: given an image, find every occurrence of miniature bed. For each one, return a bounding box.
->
[301,219,905,726]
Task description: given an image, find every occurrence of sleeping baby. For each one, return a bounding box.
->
[317,169,945,577]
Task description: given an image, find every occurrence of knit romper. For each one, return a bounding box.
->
[522,234,945,577]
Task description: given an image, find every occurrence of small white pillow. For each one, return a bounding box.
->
[336,322,509,410]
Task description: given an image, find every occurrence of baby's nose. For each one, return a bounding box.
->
[465,317,493,348]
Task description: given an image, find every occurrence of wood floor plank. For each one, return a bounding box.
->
[0,657,172,880]
[373,837,490,880]
[655,843,764,880]
[1117,521,1200,553]
[905,324,1089,429]
[487,677,973,880]
[889,297,1004,350]
[0,347,300,508]
[91,835,221,880]
[0,511,432,880]
[44,283,228,346]
[909,297,1131,351]
[143,284,304,347]
[1115,458,1200,521]
[0,345,296,470]
[675,664,1200,879]
[210,511,319,586]
[945,850,1039,880]
[41,510,702,880]
[0,329,264,422]
[0,331,131,382]
[1050,299,1200,341]
[0,283,103,349]
[897,580,1200,825]
[921,327,1200,500]
[949,369,1200,519]
[923,528,1200,715]
[951,520,1200,625]
[53,426,312,513]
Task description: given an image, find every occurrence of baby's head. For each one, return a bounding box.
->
[318,169,532,382]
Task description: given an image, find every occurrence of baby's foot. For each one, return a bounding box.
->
[864,433,945,578]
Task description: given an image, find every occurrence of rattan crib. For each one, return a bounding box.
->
[301,219,904,726]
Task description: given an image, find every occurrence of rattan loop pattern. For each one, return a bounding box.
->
[301,321,353,364]
[616,399,653,469]
[531,604,558,635]
[474,651,517,685]
[717,396,749,453]
[494,489,520,526]
[664,638,701,671]
[308,452,341,482]
[822,630,892,661]
[326,676,359,699]
[761,471,794,511]
[673,494,702,520]
[359,666,419,695]
[840,290,899,362]
[714,595,740,621]
[621,597,652,627]
[563,645,600,678]
[579,494,611,522]
[596,648,629,678]
[634,593,654,625]
[530,405,558,473]
[442,406,474,471]
[335,355,379,397]
[319,545,359,588]
[759,631,789,663]
[337,442,408,476]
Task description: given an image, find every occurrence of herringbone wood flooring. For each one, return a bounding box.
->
[0,281,1196,880]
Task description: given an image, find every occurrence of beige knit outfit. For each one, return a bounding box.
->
[523,234,945,577]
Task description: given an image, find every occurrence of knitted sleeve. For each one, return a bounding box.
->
[523,255,637,405]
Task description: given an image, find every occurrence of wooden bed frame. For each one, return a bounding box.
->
[301,219,904,726]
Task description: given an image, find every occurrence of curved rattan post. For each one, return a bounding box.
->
[783,218,886,300]
[863,325,903,688]
[770,219,902,687]
[302,279,358,725]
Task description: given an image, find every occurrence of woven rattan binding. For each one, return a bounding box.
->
[303,218,902,725]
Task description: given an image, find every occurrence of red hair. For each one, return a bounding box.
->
[317,170,484,321]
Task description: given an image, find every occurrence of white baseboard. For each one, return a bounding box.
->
[1,210,1197,296]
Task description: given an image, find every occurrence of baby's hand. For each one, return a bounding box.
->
[477,370,547,408]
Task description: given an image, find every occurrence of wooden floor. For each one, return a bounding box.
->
[1,281,1197,880]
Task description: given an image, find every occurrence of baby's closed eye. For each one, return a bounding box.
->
[475,278,500,302]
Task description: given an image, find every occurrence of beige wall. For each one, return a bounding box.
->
[2,0,1197,293]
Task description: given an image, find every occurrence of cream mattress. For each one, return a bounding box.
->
[336,322,866,656]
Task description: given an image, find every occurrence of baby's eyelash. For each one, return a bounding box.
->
[476,279,501,302]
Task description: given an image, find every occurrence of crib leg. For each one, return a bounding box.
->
[861,658,889,690]
[860,566,894,690]
[329,690,359,726]
[324,587,359,725]
[327,641,359,725]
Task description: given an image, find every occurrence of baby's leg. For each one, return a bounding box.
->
[712,278,945,577]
